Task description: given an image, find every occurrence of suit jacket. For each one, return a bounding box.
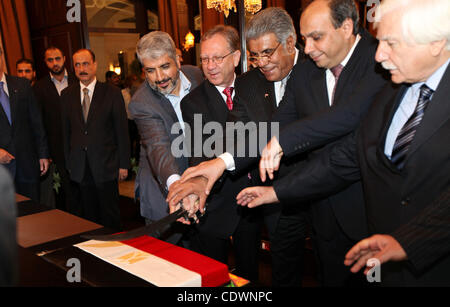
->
[230,56,304,230]
[0,165,17,286]
[33,73,76,166]
[61,80,130,184]
[274,64,450,285]
[0,75,49,182]
[181,79,251,239]
[128,65,203,221]
[236,30,389,241]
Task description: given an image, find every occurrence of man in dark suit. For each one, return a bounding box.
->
[128,31,203,242]
[34,46,77,212]
[171,0,389,286]
[0,165,17,286]
[0,47,49,202]
[178,25,260,281]
[228,8,307,287]
[237,0,450,286]
[61,49,130,230]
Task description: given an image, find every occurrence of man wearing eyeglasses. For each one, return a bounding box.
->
[169,0,390,286]
[177,25,260,282]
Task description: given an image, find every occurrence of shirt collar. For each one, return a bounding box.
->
[340,34,361,68]
[50,69,68,82]
[165,70,191,98]
[215,74,236,94]
[424,58,450,92]
[80,77,97,93]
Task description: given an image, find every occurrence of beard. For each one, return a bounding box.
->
[50,65,65,75]
[149,69,180,96]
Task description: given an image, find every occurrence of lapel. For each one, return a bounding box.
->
[86,81,105,125]
[375,85,408,170]
[250,71,275,121]
[310,68,329,110]
[4,75,18,128]
[204,80,229,125]
[333,31,371,105]
[407,64,450,159]
[45,74,62,101]
[71,83,85,126]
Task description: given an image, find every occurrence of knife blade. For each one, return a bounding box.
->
[81,207,189,242]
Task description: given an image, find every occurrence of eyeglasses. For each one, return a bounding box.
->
[248,42,281,64]
[200,51,234,65]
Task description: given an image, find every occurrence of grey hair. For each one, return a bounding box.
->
[136,31,177,64]
[375,0,450,50]
[245,7,297,47]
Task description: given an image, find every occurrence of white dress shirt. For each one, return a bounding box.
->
[79,78,97,106]
[325,34,361,106]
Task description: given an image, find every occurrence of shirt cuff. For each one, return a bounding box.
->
[166,174,181,190]
[218,152,235,171]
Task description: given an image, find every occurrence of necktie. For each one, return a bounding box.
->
[391,84,434,169]
[279,78,287,101]
[223,87,234,111]
[330,64,344,105]
[82,88,90,122]
[0,81,12,124]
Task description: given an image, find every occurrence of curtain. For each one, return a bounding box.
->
[266,0,286,8]
[0,0,33,75]
[158,0,181,48]
[200,0,225,36]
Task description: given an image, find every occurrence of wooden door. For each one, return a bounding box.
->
[25,0,90,79]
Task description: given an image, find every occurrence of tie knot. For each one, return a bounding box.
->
[83,88,89,95]
[223,86,234,98]
[419,84,434,101]
[330,64,344,78]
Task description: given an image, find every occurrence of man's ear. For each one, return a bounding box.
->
[233,50,241,67]
[340,18,355,39]
[429,39,447,57]
[285,36,296,54]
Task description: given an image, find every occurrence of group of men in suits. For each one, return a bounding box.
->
[1,42,130,230]
[167,0,450,286]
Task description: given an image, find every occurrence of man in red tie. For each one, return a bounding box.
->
[177,25,260,282]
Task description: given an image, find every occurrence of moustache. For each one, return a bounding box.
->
[381,61,397,71]
[79,72,89,76]
[155,78,171,85]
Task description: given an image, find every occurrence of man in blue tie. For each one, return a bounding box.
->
[0,47,49,201]
[236,0,450,286]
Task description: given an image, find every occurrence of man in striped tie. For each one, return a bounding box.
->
[236,0,450,286]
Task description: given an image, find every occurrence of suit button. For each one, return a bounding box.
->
[84,131,88,135]
[401,199,409,206]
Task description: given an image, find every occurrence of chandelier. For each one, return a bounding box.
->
[206,0,262,18]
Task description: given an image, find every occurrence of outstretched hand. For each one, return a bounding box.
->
[167,176,208,214]
[344,234,407,275]
[259,136,283,182]
[236,186,279,208]
[179,158,226,195]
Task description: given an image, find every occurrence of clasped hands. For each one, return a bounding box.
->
[166,136,284,222]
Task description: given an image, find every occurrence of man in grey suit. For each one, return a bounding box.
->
[128,31,204,243]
